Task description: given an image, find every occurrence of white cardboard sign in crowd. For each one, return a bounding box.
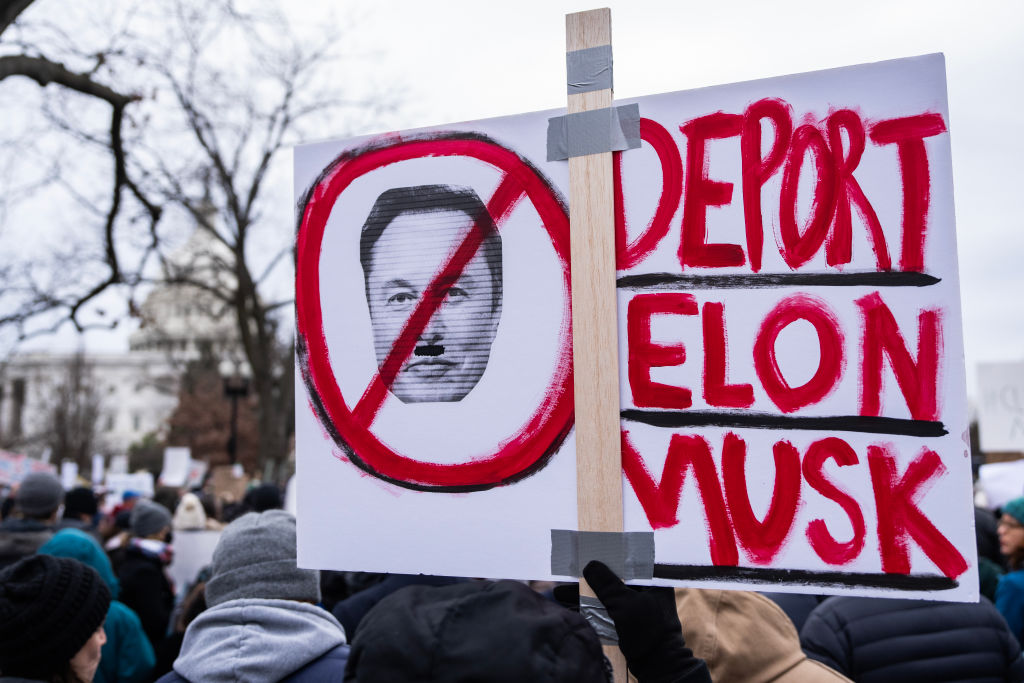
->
[294,54,976,601]
[977,362,1024,453]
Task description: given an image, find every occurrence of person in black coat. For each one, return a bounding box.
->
[800,595,1024,682]
[112,499,175,652]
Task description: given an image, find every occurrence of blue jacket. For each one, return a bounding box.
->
[39,529,156,683]
[998,569,1024,643]
[801,595,1024,682]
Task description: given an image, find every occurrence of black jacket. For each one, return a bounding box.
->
[801,596,1024,682]
[113,545,174,650]
[0,518,53,569]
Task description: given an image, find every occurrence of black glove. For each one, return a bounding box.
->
[583,560,711,683]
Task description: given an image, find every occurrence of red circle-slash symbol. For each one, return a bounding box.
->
[296,132,574,492]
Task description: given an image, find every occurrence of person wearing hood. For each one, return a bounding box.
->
[0,472,64,569]
[111,499,175,652]
[39,528,156,683]
[157,510,348,683]
[675,587,850,682]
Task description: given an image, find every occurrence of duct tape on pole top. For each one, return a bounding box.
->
[567,45,614,94]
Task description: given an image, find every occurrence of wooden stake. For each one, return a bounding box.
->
[566,8,629,682]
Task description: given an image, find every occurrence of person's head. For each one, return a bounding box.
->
[360,184,503,403]
[39,528,120,600]
[14,471,65,522]
[172,492,208,531]
[674,588,850,681]
[64,487,99,524]
[344,580,607,682]
[243,483,283,513]
[999,497,1024,568]
[0,554,111,682]
[204,509,320,607]
[130,499,172,541]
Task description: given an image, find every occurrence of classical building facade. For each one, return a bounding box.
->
[0,227,242,459]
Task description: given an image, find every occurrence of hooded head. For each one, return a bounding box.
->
[675,588,851,682]
[39,527,120,599]
[345,580,607,682]
[204,510,320,607]
[173,492,209,531]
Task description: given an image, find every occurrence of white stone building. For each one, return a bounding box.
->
[0,227,242,459]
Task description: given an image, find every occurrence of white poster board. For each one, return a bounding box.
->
[60,461,79,490]
[160,447,192,487]
[105,472,155,500]
[91,454,105,486]
[977,362,1024,453]
[295,54,975,601]
[978,460,1024,510]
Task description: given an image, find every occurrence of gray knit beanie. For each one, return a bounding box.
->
[15,472,64,518]
[204,510,320,607]
[130,499,172,538]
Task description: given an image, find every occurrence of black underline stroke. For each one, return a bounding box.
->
[621,410,947,437]
[617,271,941,291]
[653,564,957,591]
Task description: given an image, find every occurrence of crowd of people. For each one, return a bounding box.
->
[1,470,1024,682]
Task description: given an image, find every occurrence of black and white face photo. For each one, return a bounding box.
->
[361,185,503,403]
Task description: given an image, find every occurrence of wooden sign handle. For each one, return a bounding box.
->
[566,8,629,682]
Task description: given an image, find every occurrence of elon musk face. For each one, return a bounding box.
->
[360,185,503,403]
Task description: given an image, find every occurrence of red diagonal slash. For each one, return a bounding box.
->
[296,132,573,490]
[351,173,526,425]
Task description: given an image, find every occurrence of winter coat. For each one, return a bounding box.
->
[801,595,1024,682]
[0,518,53,569]
[39,528,156,683]
[997,569,1024,644]
[155,598,348,683]
[675,588,851,682]
[113,543,175,650]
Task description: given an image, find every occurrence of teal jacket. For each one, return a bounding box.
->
[39,529,156,683]
[997,569,1024,643]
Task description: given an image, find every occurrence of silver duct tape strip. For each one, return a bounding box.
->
[545,103,641,161]
[550,529,655,579]
[567,45,613,94]
[580,595,618,645]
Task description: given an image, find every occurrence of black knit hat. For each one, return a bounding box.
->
[0,555,111,678]
[345,580,609,682]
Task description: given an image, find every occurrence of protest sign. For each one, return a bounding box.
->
[978,460,1024,510]
[91,454,105,486]
[295,53,975,600]
[60,461,79,490]
[0,451,57,486]
[977,362,1024,453]
[105,472,155,500]
[160,447,191,487]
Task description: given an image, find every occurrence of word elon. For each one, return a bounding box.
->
[608,98,963,579]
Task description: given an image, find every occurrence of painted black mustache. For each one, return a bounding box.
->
[414,344,445,357]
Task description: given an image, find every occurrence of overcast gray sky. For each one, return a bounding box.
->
[39,0,1024,398]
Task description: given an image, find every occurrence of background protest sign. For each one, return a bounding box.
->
[295,53,976,601]
[977,361,1024,453]
[0,451,57,487]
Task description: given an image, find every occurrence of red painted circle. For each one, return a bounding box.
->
[296,133,574,490]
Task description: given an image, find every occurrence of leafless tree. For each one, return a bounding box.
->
[45,350,104,471]
[1,0,396,473]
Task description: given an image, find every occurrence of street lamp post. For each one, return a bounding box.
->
[219,359,251,466]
